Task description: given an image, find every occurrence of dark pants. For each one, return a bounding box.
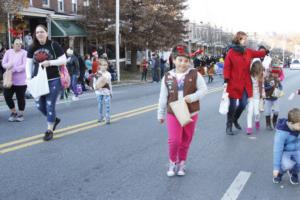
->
[227,89,248,125]
[35,79,61,123]
[4,85,27,111]
[160,67,165,80]
[141,69,147,81]
[152,68,159,82]
[71,75,78,97]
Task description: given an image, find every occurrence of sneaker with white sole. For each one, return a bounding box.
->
[16,114,24,122]
[273,173,283,184]
[72,96,79,101]
[166,162,176,177]
[8,112,17,122]
[177,161,186,176]
[288,170,299,185]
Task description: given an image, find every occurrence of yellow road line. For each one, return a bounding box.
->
[0,107,157,154]
[0,104,158,150]
[0,87,223,154]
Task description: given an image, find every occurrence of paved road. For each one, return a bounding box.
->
[0,71,299,200]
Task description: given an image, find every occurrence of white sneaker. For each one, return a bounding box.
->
[72,96,79,101]
[166,162,176,177]
[177,161,186,176]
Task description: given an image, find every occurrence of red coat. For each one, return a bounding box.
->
[224,48,266,99]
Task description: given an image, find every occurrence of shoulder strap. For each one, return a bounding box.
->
[50,42,57,59]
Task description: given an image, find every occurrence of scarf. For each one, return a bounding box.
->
[228,44,246,54]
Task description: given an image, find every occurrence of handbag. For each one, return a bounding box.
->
[219,91,229,115]
[27,64,49,99]
[59,65,71,89]
[3,69,12,88]
[51,42,70,89]
[169,99,193,127]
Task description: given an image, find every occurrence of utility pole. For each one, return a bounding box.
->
[116,0,120,82]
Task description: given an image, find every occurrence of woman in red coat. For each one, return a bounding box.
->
[224,31,268,135]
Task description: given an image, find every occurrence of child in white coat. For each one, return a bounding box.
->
[246,60,264,135]
[93,58,112,124]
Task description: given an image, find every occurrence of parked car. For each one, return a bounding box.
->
[290,59,300,70]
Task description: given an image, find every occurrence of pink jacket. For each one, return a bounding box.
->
[2,49,27,86]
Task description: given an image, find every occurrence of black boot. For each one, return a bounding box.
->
[233,120,242,130]
[43,130,54,141]
[266,116,273,131]
[226,122,234,135]
[233,108,243,130]
[272,114,279,129]
[226,112,235,135]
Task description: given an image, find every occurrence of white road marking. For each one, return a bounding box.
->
[221,171,251,200]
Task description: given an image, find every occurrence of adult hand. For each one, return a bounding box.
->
[40,60,50,68]
[25,78,31,84]
[158,119,164,124]
[223,83,228,92]
[265,49,270,55]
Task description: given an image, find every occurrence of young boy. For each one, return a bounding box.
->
[264,65,283,130]
[157,44,207,177]
[273,108,300,185]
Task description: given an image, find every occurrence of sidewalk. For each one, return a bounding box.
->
[0,74,224,108]
[0,80,149,108]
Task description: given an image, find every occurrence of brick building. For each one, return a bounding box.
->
[1,0,87,55]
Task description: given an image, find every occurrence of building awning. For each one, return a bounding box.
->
[51,20,86,37]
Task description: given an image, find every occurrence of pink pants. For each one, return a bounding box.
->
[166,113,198,163]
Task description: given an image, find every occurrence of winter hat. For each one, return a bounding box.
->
[66,48,73,55]
[92,51,98,57]
[172,44,190,58]
[271,65,281,74]
[102,53,108,58]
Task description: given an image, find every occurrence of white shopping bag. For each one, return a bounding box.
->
[27,64,49,99]
[219,91,229,115]
[288,93,295,101]
[169,99,193,127]
[259,98,264,112]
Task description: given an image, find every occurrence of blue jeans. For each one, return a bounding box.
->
[35,78,61,123]
[227,89,248,125]
[280,151,300,174]
[97,95,111,121]
[71,75,78,97]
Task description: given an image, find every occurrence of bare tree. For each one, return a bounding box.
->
[82,0,188,69]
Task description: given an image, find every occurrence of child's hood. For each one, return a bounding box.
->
[276,118,299,136]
